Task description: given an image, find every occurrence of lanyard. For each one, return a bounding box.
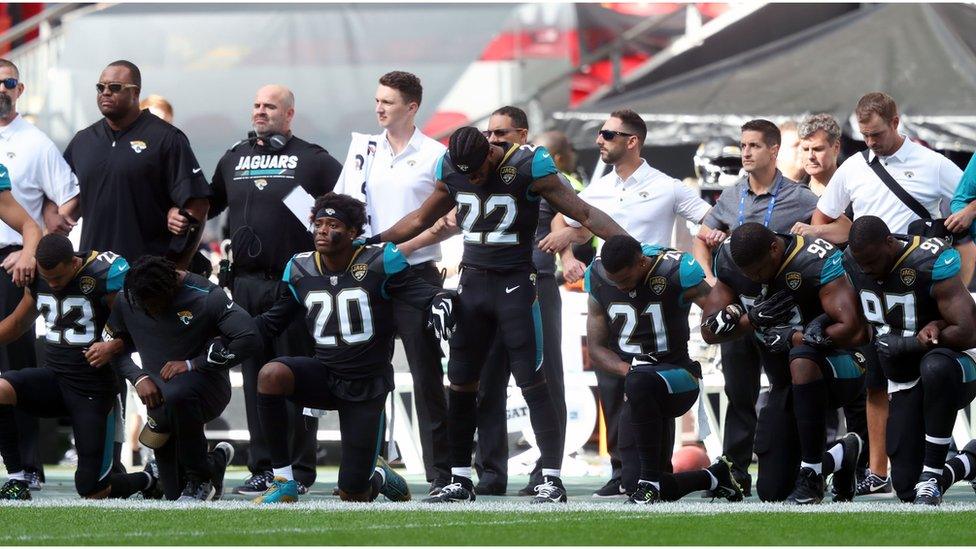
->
[737,174,784,228]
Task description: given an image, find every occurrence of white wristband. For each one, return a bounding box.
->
[186,360,193,372]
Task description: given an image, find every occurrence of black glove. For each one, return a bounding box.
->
[354,234,383,247]
[702,303,744,336]
[427,291,457,341]
[761,325,797,354]
[874,333,925,360]
[802,313,834,349]
[748,290,796,329]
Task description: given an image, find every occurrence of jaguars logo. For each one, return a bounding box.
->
[78,276,97,295]
[785,271,802,290]
[177,310,193,325]
[500,166,518,185]
[351,263,369,282]
[529,273,537,286]
[649,276,667,295]
[130,140,147,154]
[900,268,917,286]
[254,179,268,190]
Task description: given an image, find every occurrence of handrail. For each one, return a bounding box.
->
[0,3,81,49]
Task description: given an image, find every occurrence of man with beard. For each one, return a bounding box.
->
[202,84,342,497]
[0,57,76,489]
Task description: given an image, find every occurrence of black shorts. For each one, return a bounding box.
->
[448,268,543,387]
[3,368,117,496]
[274,356,387,493]
[857,344,886,390]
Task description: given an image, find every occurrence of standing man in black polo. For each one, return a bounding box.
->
[204,84,342,496]
[334,71,450,495]
[64,59,212,475]
[691,119,819,495]
[65,60,211,267]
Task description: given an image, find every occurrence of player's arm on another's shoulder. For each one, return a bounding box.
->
[367,180,455,246]
[586,296,630,377]
[533,174,626,241]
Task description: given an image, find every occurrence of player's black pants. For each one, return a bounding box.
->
[233,273,318,486]
[0,368,145,498]
[754,346,864,501]
[258,357,386,494]
[475,273,566,489]
[149,369,231,500]
[718,338,763,473]
[447,267,561,472]
[886,348,976,502]
[394,261,449,484]
[0,245,41,480]
[625,362,709,500]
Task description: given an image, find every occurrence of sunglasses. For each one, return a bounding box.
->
[598,130,634,141]
[95,82,140,94]
[482,128,525,138]
[1,78,18,90]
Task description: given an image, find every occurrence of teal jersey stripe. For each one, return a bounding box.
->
[106,257,129,292]
[435,154,446,181]
[820,251,844,286]
[531,146,558,179]
[532,300,544,371]
[0,162,11,191]
[282,259,299,301]
[933,248,961,281]
[583,264,593,294]
[656,368,698,394]
[99,408,115,480]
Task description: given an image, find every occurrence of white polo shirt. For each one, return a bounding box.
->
[817,137,962,233]
[335,127,446,265]
[566,159,710,247]
[0,114,80,246]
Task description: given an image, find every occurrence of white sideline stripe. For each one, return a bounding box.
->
[7,498,976,514]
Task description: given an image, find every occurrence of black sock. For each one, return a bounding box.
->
[0,405,22,475]
[447,388,478,468]
[942,453,975,492]
[631,415,664,483]
[659,471,710,501]
[522,383,561,470]
[923,437,952,475]
[256,392,291,468]
[108,472,152,498]
[792,380,828,465]
[369,470,383,501]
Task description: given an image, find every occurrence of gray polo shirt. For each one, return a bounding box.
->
[702,171,818,233]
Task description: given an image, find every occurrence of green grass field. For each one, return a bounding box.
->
[3,468,976,545]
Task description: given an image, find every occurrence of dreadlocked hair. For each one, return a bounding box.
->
[124,255,179,315]
[310,192,367,235]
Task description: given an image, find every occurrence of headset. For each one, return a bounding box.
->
[247,130,288,152]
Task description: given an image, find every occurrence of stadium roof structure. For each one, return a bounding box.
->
[554,3,976,152]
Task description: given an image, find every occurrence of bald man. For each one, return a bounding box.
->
[205,84,342,496]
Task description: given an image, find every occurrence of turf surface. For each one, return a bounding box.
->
[3,468,976,545]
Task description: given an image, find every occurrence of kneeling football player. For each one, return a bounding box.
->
[701,223,867,504]
[0,234,152,500]
[844,216,976,504]
[103,255,261,501]
[251,193,455,503]
[586,235,742,504]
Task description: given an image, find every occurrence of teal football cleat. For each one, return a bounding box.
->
[252,476,299,504]
[375,456,411,502]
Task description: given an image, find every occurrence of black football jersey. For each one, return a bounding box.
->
[843,235,960,339]
[586,244,705,373]
[438,143,558,271]
[30,250,128,396]
[766,234,845,325]
[265,243,440,381]
[713,241,765,310]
